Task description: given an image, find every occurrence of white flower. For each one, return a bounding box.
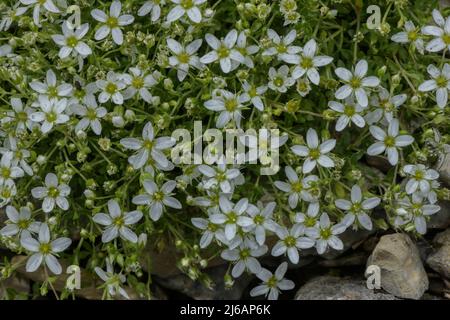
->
[291,128,336,173]
[244,201,278,246]
[403,164,439,195]
[294,202,320,228]
[221,240,267,277]
[91,0,134,45]
[191,210,222,248]
[394,194,440,235]
[132,180,181,221]
[30,96,69,134]
[204,89,247,128]
[240,81,267,111]
[72,95,107,135]
[122,68,159,102]
[166,0,206,24]
[3,97,35,132]
[0,3,28,32]
[335,185,380,231]
[334,59,380,107]
[198,162,242,193]
[391,21,424,54]
[418,64,450,109]
[21,223,71,274]
[421,9,450,53]
[200,29,245,73]
[120,121,176,169]
[0,181,17,208]
[52,21,92,59]
[274,166,319,208]
[367,119,414,166]
[30,69,73,99]
[305,212,347,255]
[365,87,407,124]
[250,262,295,300]
[31,173,71,213]
[93,199,143,243]
[167,38,203,81]
[268,65,295,93]
[0,152,24,186]
[295,77,312,97]
[262,29,300,64]
[138,0,165,22]
[209,196,252,240]
[94,258,130,299]
[328,98,365,132]
[234,31,259,68]
[19,0,59,27]
[271,224,315,264]
[96,71,127,105]
[0,136,33,176]
[0,205,40,237]
[292,39,333,85]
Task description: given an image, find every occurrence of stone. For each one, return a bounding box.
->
[428,201,450,229]
[0,275,30,299]
[426,229,450,279]
[366,155,391,173]
[155,264,251,300]
[367,233,429,299]
[140,239,225,278]
[11,256,142,300]
[321,228,375,259]
[295,276,397,300]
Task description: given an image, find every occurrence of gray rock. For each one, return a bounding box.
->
[321,228,375,259]
[367,233,429,299]
[295,276,397,300]
[155,264,251,300]
[426,229,450,279]
[428,201,450,229]
[436,151,450,186]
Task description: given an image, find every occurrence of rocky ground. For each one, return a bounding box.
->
[1,199,449,300]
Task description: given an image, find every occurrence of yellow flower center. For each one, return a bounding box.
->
[436,75,448,88]
[349,77,361,89]
[224,99,238,112]
[178,52,190,64]
[300,57,313,69]
[106,16,118,28]
[39,243,51,254]
[320,228,332,239]
[48,186,59,198]
[309,148,321,159]
[292,181,303,193]
[273,77,284,87]
[284,235,296,247]
[66,35,78,48]
[180,0,194,9]
[217,45,230,59]
[46,111,57,123]
[132,77,144,89]
[344,104,355,117]
[384,136,396,147]
[1,167,11,178]
[443,34,450,45]
[113,216,125,227]
[105,82,117,94]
